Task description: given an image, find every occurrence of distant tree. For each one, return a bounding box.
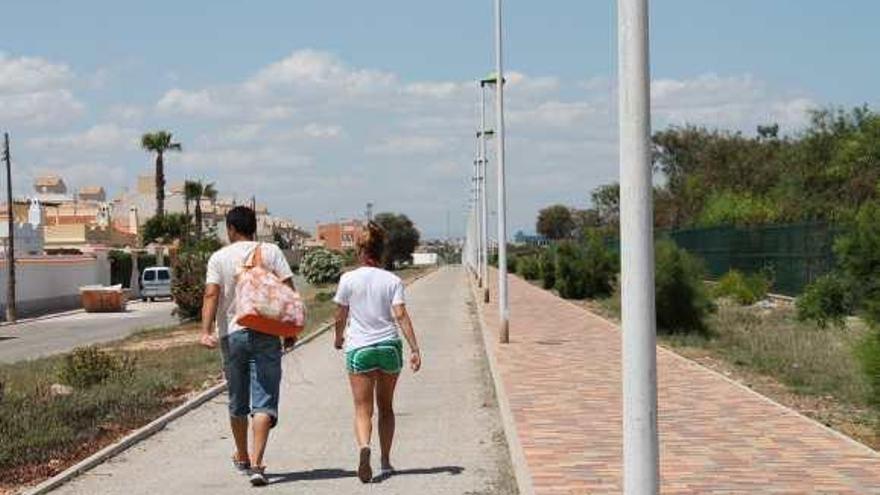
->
[536,204,574,240]
[591,183,620,227]
[142,213,189,245]
[571,208,601,239]
[141,131,182,218]
[374,212,420,269]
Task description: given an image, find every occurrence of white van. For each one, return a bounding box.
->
[141,266,172,301]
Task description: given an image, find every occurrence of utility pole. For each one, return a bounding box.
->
[618,0,659,493]
[4,133,17,323]
[479,79,494,304]
[493,0,510,344]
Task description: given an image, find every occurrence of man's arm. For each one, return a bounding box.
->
[334,304,349,350]
[200,283,221,348]
[393,304,421,372]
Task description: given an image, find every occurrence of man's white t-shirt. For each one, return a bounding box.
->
[333,266,405,352]
[206,241,294,337]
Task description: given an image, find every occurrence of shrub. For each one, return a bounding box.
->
[797,273,855,328]
[655,239,713,334]
[301,248,343,285]
[517,256,541,280]
[856,329,880,405]
[171,248,211,320]
[59,347,136,389]
[539,248,556,290]
[581,229,616,297]
[109,250,133,287]
[835,201,880,325]
[713,270,771,305]
[554,242,587,299]
[315,290,335,303]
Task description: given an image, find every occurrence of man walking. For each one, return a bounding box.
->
[200,206,296,486]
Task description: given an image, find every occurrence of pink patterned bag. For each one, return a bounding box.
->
[234,243,306,337]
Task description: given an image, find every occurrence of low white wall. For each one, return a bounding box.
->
[0,253,110,320]
[413,252,439,266]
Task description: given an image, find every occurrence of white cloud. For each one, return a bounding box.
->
[0,53,84,127]
[0,52,73,94]
[156,88,235,118]
[651,73,815,130]
[243,49,396,97]
[0,89,84,127]
[365,136,449,155]
[302,123,342,139]
[25,123,138,151]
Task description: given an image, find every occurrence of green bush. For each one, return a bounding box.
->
[797,273,855,328]
[713,270,771,305]
[315,290,335,303]
[582,230,616,297]
[552,234,615,300]
[109,250,133,287]
[856,329,880,405]
[539,248,556,290]
[835,201,880,325]
[171,248,211,320]
[655,239,714,334]
[59,347,136,389]
[516,256,541,280]
[301,248,343,285]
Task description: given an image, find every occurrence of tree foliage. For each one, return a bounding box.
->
[536,204,575,240]
[141,130,181,218]
[301,248,343,285]
[142,213,189,245]
[374,212,420,269]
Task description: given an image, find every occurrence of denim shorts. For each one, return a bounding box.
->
[220,330,282,427]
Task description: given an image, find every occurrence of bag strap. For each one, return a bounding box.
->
[243,243,264,269]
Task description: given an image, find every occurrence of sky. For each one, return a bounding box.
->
[2,0,879,239]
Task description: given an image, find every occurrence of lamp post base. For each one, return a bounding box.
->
[499,319,509,344]
[483,288,490,304]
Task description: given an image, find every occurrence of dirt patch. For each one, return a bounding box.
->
[117,329,200,352]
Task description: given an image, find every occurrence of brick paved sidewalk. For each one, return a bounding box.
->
[476,270,880,494]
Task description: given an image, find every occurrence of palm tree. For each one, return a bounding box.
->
[194,182,216,240]
[183,180,201,240]
[141,131,182,218]
[202,183,218,238]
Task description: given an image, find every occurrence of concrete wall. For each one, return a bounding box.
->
[413,252,439,266]
[0,254,110,320]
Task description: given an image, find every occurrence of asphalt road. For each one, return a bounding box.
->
[0,301,178,364]
[52,267,516,494]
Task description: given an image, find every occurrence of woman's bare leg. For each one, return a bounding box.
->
[376,372,400,469]
[349,372,377,448]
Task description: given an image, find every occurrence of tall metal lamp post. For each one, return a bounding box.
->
[618,0,660,493]
[492,0,510,344]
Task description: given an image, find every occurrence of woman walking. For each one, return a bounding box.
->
[333,222,422,483]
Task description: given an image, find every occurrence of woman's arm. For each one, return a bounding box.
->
[393,304,421,372]
[334,304,349,350]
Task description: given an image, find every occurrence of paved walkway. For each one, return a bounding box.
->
[54,267,515,495]
[477,270,880,494]
[0,301,177,364]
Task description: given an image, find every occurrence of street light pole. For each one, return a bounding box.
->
[3,133,16,323]
[493,0,509,343]
[618,0,659,493]
[478,83,491,304]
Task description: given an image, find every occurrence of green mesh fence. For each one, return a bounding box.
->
[665,222,839,296]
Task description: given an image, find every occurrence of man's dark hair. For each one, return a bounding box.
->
[226,206,257,237]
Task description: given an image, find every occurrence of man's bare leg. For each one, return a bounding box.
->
[250,413,274,468]
[230,416,249,464]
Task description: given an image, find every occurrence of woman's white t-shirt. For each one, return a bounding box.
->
[333,266,405,352]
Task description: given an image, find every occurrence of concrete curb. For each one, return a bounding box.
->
[467,274,535,495]
[21,267,437,495]
[22,322,334,495]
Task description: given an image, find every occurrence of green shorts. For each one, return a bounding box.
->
[346,339,403,374]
